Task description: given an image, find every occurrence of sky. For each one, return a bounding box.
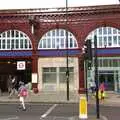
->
[0,0,119,9]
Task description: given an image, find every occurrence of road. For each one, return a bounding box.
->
[0,103,96,120]
[0,103,119,120]
[100,105,120,120]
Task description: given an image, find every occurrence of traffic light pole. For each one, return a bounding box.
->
[94,35,100,119]
[65,0,69,101]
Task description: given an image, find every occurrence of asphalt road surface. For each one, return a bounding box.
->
[100,105,120,120]
[0,103,97,120]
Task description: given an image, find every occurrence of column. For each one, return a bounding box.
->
[32,55,38,89]
[78,58,85,94]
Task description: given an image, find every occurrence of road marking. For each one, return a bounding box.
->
[101,115,108,120]
[0,116,19,120]
[40,104,57,119]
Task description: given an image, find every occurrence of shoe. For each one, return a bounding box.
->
[22,108,26,111]
[18,105,22,109]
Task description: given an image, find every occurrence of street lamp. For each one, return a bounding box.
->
[65,0,69,101]
[94,35,100,119]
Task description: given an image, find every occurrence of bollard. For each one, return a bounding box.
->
[79,96,88,119]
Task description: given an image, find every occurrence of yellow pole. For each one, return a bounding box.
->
[79,96,88,119]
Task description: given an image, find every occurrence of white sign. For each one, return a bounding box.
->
[32,73,38,83]
[17,61,26,70]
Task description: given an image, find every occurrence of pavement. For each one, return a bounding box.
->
[0,90,120,120]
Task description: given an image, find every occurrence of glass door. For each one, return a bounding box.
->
[99,71,114,91]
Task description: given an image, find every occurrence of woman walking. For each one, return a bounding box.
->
[18,81,28,111]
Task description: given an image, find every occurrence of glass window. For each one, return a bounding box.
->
[60,30,64,36]
[113,36,117,45]
[60,38,64,48]
[47,38,51,48]
[52,38,55,48]
[0,30,32,50]
[20,39,24,48]
[98,28,102,35]
[43,39,47,48]
[25,39,28,48]
[103,27,107,35]
[16,31,19,37]
[98,59,103,67]
[39,41,42,48]
[7,39,10,49]
[2,32,5,37]
[108,27,111,34]
[47,32,50,36]
[38,29,78,49]
[42,67,56,83]
[2,39,5,49]
[56,38,59,48]
[11,39,14,49]
[113,59,118,67]
[0,40,1,49]
[103,59,108,67]
[99,37,102,47]
[109,59,112,67]
[103,36,107,47]
[108,36,112,46]
[7,31,10,37]
[74,39,77,47]
[15,39,19,48]
[118,30,120,34]
[113,28,117,34]
[56,29,59,36]
[52,30,55,36]
[70,38,73,48]
[59,67,74,83]
[11,30,14,37]
[118,36,120,45]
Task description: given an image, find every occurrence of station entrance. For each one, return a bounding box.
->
[98,71,118,91]
[0,60,31,92]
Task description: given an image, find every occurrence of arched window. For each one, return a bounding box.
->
[0,30,32,50]
[87,27,120,48]
[38,29,78,49]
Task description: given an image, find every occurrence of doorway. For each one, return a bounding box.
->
[99,71,114,91]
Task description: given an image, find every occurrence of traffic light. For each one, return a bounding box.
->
[84,39,92,61]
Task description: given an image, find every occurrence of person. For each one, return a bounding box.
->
[89,80,96,94]
[18,81,28,111]
[9,76,17,98]
[99,82,106,100]
[7,75,12,94]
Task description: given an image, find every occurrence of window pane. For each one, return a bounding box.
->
[11,39,14,49]
[108,27,111,34]
[2,39,5,49]
[70,38,73,48]
[113,36,117,45]
[16,39,19,48]
[108,36,112,46]
[20,39,24,48]
[60,30,64,36]
[118,36,120,45]
[52,30,55,36]
[42,68,56,83]
[103,36,107,46]
[7,39,10,49]
[39,29,78,49]
[99,37,102,47]
[52,38,55,48]
[59,67,74,83]
[47,38,51,48]
[103,27,107,34]
[113,28,117,34]
[98,28,102,35]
